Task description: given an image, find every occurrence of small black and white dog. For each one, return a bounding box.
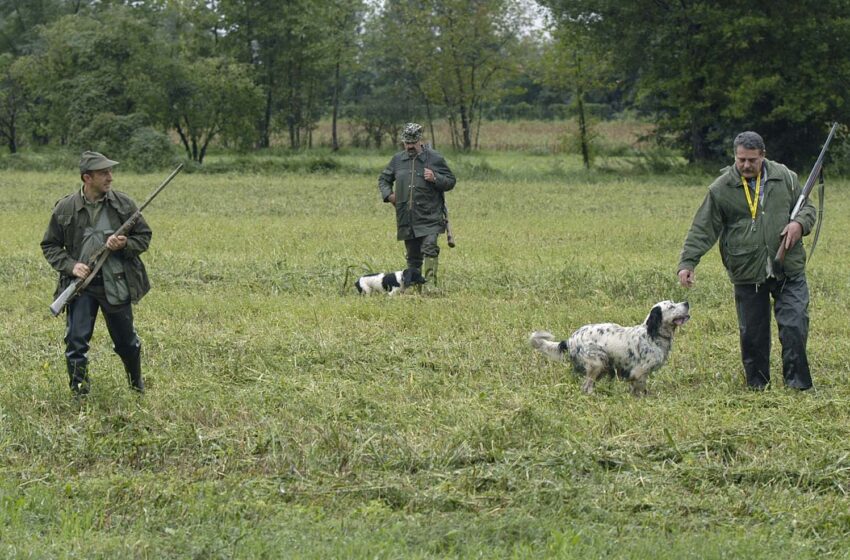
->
[355,268,426,295]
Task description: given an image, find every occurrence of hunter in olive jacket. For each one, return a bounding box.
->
[378,146,456,240]
[41,189,152,303]
[678,159,816,285]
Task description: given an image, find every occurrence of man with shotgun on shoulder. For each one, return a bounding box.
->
[41,151,152,396]
[677,127,836,391]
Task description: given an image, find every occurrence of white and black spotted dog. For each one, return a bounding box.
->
[355,268,426,295]
[529,301,690,396]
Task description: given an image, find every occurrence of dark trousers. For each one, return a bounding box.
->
[733,274,812,389]
[65,288,141,390]
[404,233,440,270]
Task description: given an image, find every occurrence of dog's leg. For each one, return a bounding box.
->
[629,372,649,397]
[581,366,605,395]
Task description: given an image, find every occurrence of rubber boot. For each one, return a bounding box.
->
[67,360,90,396]
[120,349,145,393]
[422,256,439,292]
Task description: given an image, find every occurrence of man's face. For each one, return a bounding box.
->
[84,168,113,198]
[735,146,764,179]
[404,141,422,156]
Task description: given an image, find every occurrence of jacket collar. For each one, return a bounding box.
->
[74,186,118,212]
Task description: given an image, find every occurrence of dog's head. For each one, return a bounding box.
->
[400,267,427,289]
[645,300,690,339]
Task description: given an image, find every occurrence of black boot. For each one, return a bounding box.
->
[120,348,145,393]
[67,360,90,396]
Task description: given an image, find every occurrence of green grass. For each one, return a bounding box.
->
[2,153,850,558]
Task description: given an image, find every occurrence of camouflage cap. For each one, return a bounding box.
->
[400,123,423,143]
[79,151,119,174]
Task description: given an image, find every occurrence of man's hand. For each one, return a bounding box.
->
[678,269,695,288]
[424,168,436,183]
[386,193,396,207]
[106,234,127,251]
[72,262,91,279]
[780,221,803,250]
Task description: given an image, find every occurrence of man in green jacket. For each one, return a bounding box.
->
[41,151,152,395]
[378,123,456,287]
[678,131,816,390]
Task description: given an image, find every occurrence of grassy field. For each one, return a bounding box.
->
[2,147,850,558]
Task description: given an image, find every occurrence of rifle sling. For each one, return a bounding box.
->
[808,169,825,262]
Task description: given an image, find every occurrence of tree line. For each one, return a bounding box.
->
[1,0,848,168]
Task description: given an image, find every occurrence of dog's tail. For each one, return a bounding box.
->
[529,331,568,362]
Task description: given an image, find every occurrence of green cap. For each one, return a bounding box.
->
[79,151,119,174]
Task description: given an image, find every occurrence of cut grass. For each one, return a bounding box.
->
[2,155,850,558]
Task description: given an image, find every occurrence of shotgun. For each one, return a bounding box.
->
[423,143,456,248]
[49,164,183,316]
[775,122,837,266]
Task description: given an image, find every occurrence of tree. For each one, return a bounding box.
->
[15,8,165,145]
[0,53,24,152]
[219,0,340,149]
[536,17,613,168]
[542,0,850,166]
[380,0,525,151]
[162,56,262,163]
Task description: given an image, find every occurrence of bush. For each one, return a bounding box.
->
[76,112,177,171]
[127,128,179,172]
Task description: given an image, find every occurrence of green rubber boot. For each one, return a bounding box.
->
[422,256,439,292]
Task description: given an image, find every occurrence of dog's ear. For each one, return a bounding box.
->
[646,305,663,338]
[401,268,413,286]
[382,274,400,291]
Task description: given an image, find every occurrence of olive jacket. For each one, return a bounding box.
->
[678,159,816,285]
[41,189,152,303]
[378,147,456,240]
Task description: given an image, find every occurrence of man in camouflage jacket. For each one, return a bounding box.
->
[678,131,816,390]
[378,123,456,287]
[41,151,152,395]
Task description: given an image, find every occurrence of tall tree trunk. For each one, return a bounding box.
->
[689,122,708,162]
[577,94,590,170]
[459,103,471,151]
[331,60,340,151]
[260,87,273,148]
[474,102,483,151]
[174,121,191,160]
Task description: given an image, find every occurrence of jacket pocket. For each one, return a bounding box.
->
[124,256,150,302]
[723,243,762,281]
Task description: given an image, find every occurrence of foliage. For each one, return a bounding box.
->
[0,53,24,153]
[541,0,850,167]
[163,55,263,163]
[375,0,527,151]
[3,1,850,163]
[217,0,362,150]
[15,8,164,145]
[536,18,615,169]
[3,151,850,556]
